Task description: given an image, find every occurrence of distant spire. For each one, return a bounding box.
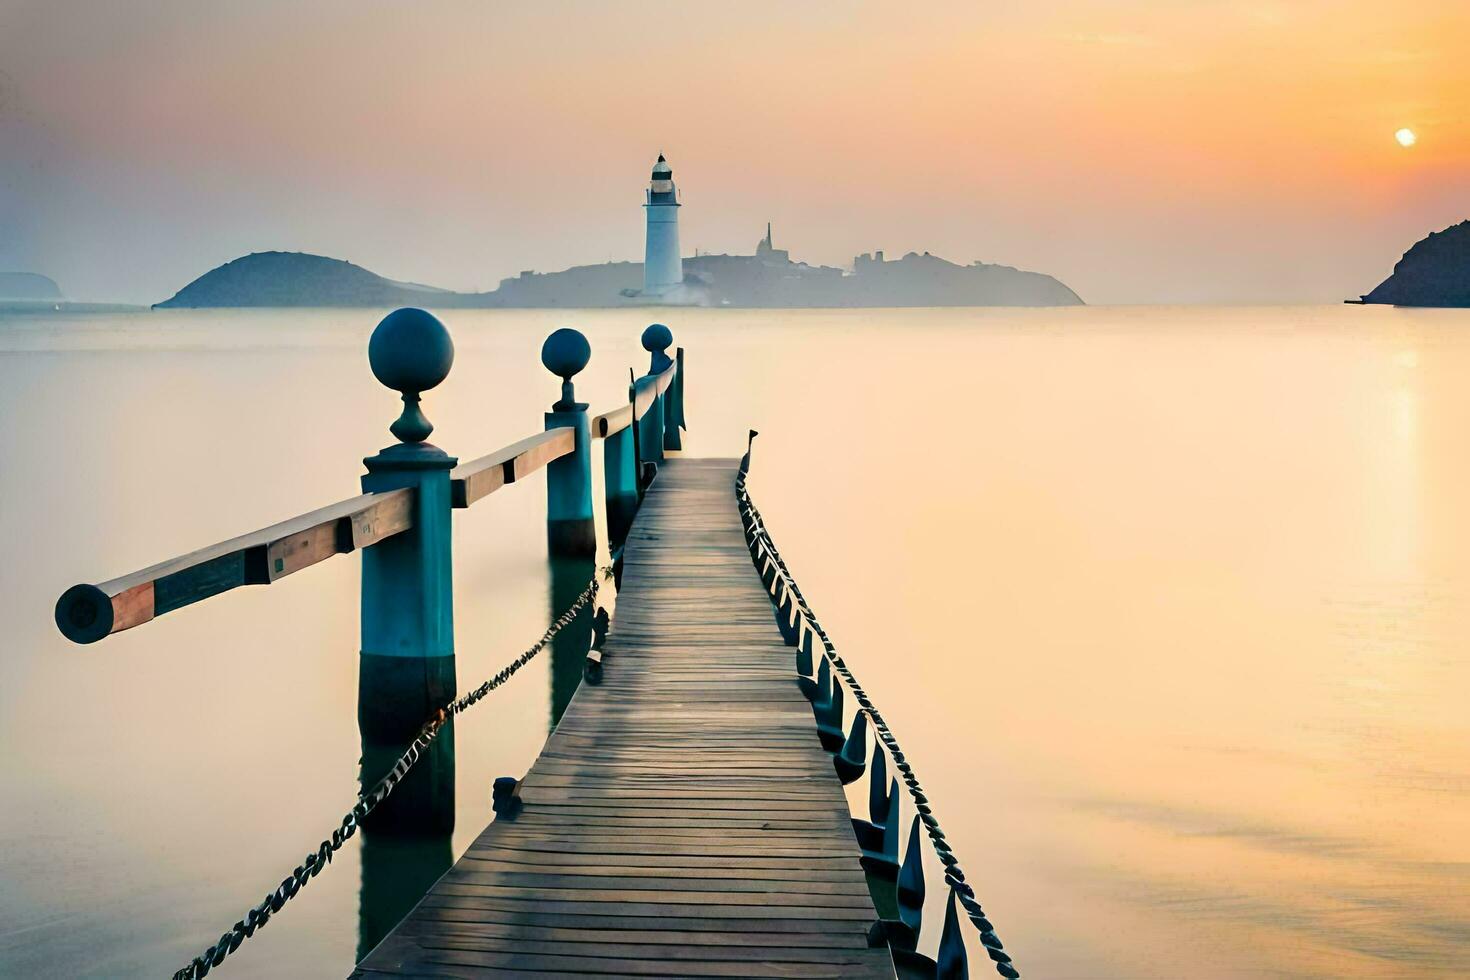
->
[756,222,775,256]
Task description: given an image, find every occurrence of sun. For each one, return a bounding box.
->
[1395,128,1417,148]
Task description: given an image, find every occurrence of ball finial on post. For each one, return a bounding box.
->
[641,323,674,373]
[541,327,596,556]
[541,327,591,410]
[369,308,455,444]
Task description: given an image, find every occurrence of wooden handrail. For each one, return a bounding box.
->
[450,428,575,508]
[55,426,579,644]
[592,404,633,438]
[54,488,414,644]
[55,348,680,643]
[592,363,677,439]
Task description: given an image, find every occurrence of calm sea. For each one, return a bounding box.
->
[1,306,1467,978]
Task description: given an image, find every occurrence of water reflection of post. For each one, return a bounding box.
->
[356,713,456,954]
[356,818,454,961]
[548,554,596,731]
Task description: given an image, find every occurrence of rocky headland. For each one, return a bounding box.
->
[1356,221,1470,307]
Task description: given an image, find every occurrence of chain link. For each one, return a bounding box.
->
[171,576,600,980]
[736,473,1019,979]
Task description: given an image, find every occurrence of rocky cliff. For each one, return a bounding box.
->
[1359,221,1470,307]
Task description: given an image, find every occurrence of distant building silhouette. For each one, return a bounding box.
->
[155,164,1084,309]
[755,223,790,265]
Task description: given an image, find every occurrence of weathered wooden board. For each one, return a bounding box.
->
[451,429,575,509]
[55,486,414,643]
[593,403,634,438]
[353,458,892,978]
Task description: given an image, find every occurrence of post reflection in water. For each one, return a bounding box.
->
[356,818,454,962]
[356,709,456,959]
[548,555,598,731]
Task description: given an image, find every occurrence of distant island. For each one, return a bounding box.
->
[155,252,455,309]
[1353,220,1470,307]
[0,271,140,312]
[0,272,63,300]
[155,231,1083,310]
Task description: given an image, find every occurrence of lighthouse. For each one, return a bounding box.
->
[642,154,682,297]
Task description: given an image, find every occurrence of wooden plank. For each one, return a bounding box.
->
[393,938,883,965]
[593,403,634,438]
[463,842,863,860]
[454,858,874,881]
[410,905,880,935]
[354,458,892,978]
[365,947,880,978]
[358,949,873,979]
[450,428,575,509]
[391,934,870,964]
[417,895,879,920]
[427,883,877,908]
[54,487,414,644]
[438,871,874,896]
[593,360,677,436]
[390,921,869,950]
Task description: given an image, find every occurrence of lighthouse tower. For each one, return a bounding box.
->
[642,154,682,297]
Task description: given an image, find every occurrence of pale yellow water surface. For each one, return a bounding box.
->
[1,306,1466,978]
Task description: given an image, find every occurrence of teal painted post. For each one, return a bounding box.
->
[358,308,458,834]
[640,323,672,464]
[542,328,596,557]
[663,346,685,451]
[635,373,663,473]
[604,420,638,551]
[661,388,679,451]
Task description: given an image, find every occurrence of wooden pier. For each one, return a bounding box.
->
[352,458,894,978]
[58,313,1011,979]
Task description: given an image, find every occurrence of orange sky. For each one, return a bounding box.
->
[1,0,1466,303]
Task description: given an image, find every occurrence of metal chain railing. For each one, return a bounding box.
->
[735,472,1019,979]
[171,576,601,980]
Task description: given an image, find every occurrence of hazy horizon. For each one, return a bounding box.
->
[1,0,1466,306]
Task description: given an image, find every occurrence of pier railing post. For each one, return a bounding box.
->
[635,373,662,483]
[638,323,672,471]
[664,345,685,451]
[541,328,596,557]
[358,308,458,833]
[604,379,639,551]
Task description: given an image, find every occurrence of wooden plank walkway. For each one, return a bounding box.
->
[353,458,893,979]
